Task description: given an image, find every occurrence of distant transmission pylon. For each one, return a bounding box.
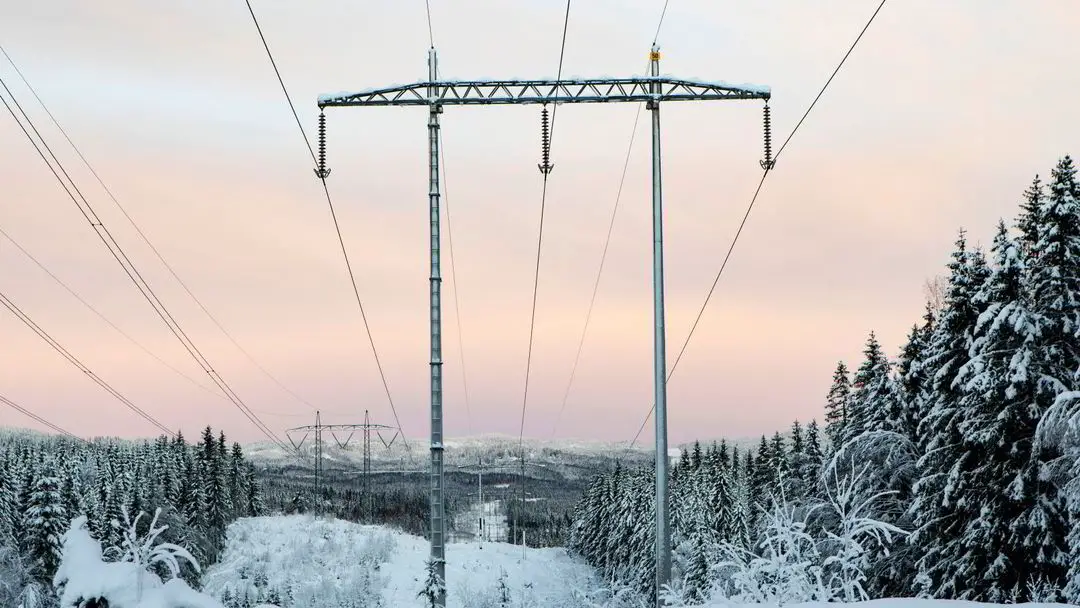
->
[316,45,770,606]
[286,410,400,520]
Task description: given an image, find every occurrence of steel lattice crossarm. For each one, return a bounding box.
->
[317,76,770,108]
[288,423,399,432]
[285,421,401,450]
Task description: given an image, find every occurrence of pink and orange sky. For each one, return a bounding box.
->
[2,1,1079,446]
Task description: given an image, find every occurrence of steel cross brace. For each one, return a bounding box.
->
[318,76,769,108]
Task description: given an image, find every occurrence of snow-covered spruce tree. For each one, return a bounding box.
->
[829,331,913,597]
[103,483,126,551]
[947,221,1060,599]
[910,231,990,599]
[229,442,248,520]
[244,465,263,517]
[824,362,851,448]
[846,332,892,442]
[0,543,38,608]
[768,433,789,498]
[896,303,935,447]
[801,421,825,500]
[24,474,67,584]
[1040,388,1080,601]
[1017,174,1046,261]
[708,442,738,539]
[0,463,15,546]
[751,436,773,503]
[681,533,712,604]
[417,558,446,608]
[788,422,806,501]
[728,447,753,550]
[1025,157,1080,598]
[200,429,231,553]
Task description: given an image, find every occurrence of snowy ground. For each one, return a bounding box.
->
[745,602,1072,608]
[194,515,1079,608]
[202,515,601,607]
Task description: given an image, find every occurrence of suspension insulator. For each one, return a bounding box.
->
[759,103,775,171]
[538,105,554,175]
[314,110,331,179]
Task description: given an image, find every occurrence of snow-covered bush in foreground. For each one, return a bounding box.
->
[711,498,827,605]
[52,515,249,608]
[817,464,907,602]
[708,465,906,606]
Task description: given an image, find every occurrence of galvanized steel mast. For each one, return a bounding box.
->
[426,47,447,607]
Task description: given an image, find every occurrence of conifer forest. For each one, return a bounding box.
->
[0,426,261,606]
[567,156,1080,604]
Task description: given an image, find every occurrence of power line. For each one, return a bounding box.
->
[424,0,435,48]
[514,0,572,551]
[624,0,888,450]
[652,0,672,46]
[241,0,410,448]
[0,44,320,416]
[439,132,474,435]
[0,288,175,436]
[518,0,572,462]
[550,105,644,437]
[0,225,225,402]
[552,3,673,438]
[0,75,289,451]
[0,392,82,441]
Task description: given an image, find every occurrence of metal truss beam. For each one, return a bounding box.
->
[318,76,769,108]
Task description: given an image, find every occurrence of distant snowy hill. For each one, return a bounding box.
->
[244,434,655,480]
[244,433,762,477]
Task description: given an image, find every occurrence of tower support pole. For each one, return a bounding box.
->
[427,46,447,608]
[648,45,671,605]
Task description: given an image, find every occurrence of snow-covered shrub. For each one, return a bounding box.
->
[712,498,826,605]
[817,462,908,602]
[105,507,201,592]
[707,463,906,606]
[203,515,391,608]
[568,576,649,608]
[52,515,252,608]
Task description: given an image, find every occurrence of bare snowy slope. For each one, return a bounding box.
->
[202,515,604,607]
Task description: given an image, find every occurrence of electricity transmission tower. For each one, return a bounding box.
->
[315,46,769,607]
[286,410,401,520]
